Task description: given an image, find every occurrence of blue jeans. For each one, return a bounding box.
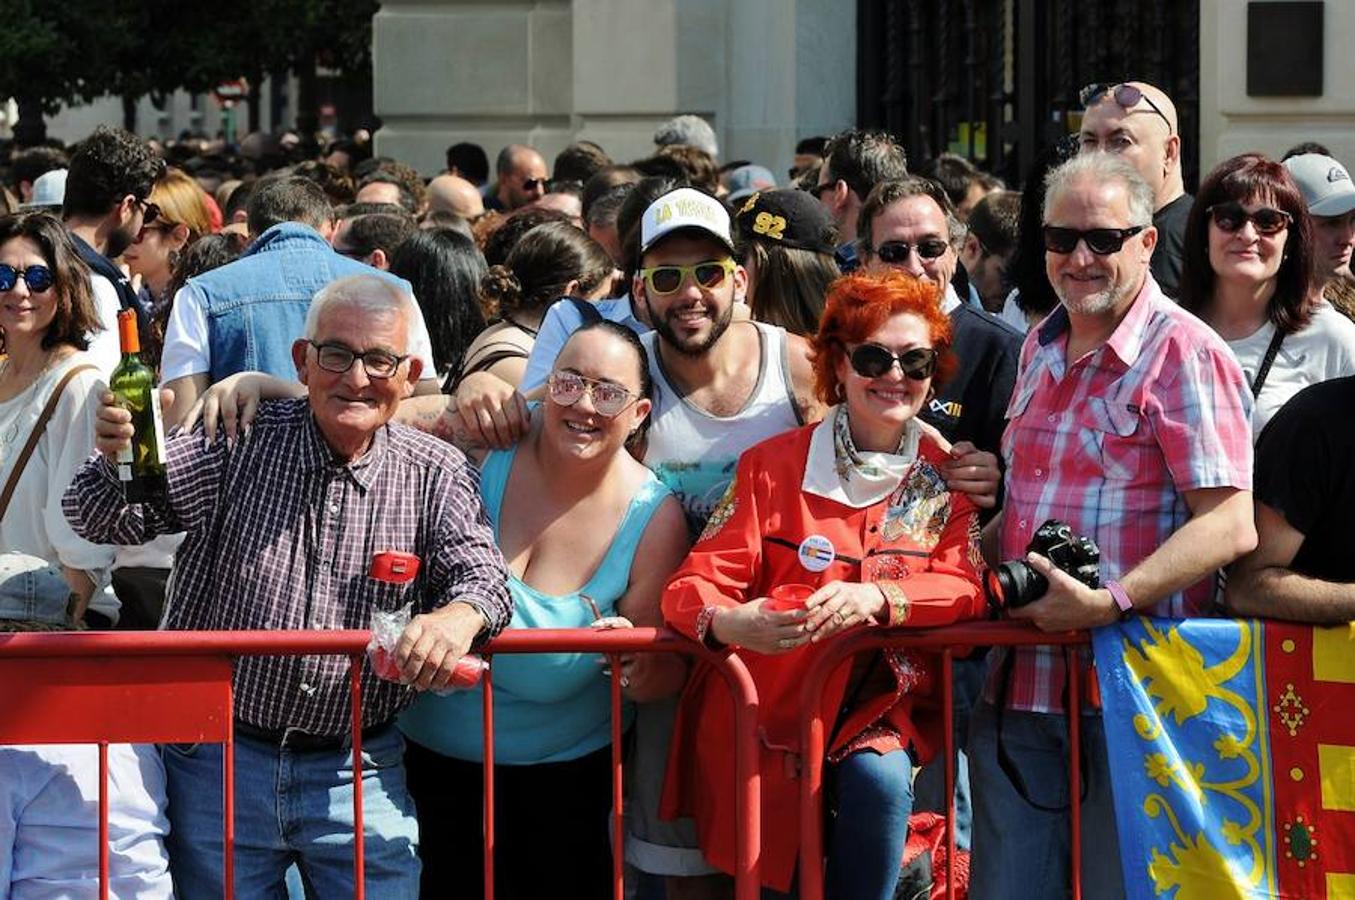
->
[825,748,915,900]
[160,726,420,900]
[911,655,986,849]
[966,701,1125,900]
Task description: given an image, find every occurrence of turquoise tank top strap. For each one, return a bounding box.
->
[477,447,516,526]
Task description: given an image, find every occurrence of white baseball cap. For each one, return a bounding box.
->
[20,169,67,211]
[1283,153,1355,217]
[640,188,736,254]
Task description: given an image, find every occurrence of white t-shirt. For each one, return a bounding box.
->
[159,284,440,384]
[0,354,118,620]
[85,273,123,377]
[1227,301,1355,436]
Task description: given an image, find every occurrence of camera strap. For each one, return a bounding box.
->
[993,647,1089,813]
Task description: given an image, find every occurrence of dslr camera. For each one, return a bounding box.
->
[984,519,1101,610]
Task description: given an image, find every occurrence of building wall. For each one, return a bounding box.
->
[1199,0,1355,171]
[373,0,856,180]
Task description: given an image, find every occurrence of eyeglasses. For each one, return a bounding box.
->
[873,239,951,264]
[135,198,161,226]
[847,343,939,381]
[1079,83,1174,136]
[0,263,54,293]
[1042,225,1147,255]
[522,177,548,192]
[640,258,736,295]
[306,340,408,379]
[1207,202,1293,236]
[135,222,173,244]
[547,371,636,417]
[809,180,838,199]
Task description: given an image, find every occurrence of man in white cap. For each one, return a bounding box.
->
[18,168,67,212]
[1284,152,1355,296]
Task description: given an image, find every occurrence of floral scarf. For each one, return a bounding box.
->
[802,404,920,508]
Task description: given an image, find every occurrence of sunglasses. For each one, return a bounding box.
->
[1042,225,1146,255]
[848,343,939,380]
[135,222,174,243]
[1207,202,1292,236]
[0,263,54,293]
[809,180,837,198]
[874,239,950,264]
[307,340,407,379]
[135,198,161,226]
[640,258,736,295]
[1079,82,1174,136]
[547,371,636,417]
[522,177,548,192]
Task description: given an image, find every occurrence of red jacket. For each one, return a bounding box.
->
[660,423,985,890]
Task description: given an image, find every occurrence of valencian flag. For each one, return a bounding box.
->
[1093,617,1355,899]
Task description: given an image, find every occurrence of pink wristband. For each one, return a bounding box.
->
[1105,579,1134,620]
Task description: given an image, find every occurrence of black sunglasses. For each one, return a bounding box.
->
[1079,83,1174,136]
[874,239,950,264]
[809,180,837,199]
[848,344,939,381]
[1042,225,1146,255]
[522,177,547,192]
[136,198,160,226]
[0,263,54,293]
[1207,202,1293,236]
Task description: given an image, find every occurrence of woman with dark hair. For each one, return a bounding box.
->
[661,270,985,899]
[999,134,1079,331]
[388,227,488,386]
[458,220,616,387]
[1179,152,1355,433]
[400,320,689,899]
[735,189,840,335]
[0,212,114,625]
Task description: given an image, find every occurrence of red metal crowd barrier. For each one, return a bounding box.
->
[0,626,762,900]
[795,621,1092,900]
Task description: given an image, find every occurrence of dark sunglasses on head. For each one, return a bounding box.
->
[1042,225,1146,255]
[0,263,54,293]
[1207,202,1293,236]
[1079,82,1174,136]
[640,258,735,295]
[874,239,950,264]
[307,340,407,379]
[848,343,939,381]
[547,371,636,417]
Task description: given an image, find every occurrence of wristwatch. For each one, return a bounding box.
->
[1104,579,1134,621]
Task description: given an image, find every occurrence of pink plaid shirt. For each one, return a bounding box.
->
[990,276,1252,713]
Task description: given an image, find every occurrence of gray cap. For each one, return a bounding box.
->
[724,165,778,203]
[1283,153,1355,217]
[0,553,72,626]
[19,168,67,211]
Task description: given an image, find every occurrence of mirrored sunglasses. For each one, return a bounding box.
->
[0,263,54,293]
[1079,82,1174,136]
[848,344,939,381]
[547,371,636,417]
[875,239,950,264]
[1042,225,1146,255]
[1207,202,1292,236]
[640,258,735,295]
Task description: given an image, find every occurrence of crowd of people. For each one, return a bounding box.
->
[2,80,1355,899]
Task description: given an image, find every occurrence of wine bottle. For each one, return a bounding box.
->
[109,309,167,502]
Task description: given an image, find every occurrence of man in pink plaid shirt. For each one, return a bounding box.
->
[966,153,1256,900]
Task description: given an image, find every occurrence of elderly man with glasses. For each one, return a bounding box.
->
[64,273,511,899]
[1078,81,1192,298]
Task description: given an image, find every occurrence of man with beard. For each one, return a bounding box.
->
[966,153,1255,900]
[61,125,166,374]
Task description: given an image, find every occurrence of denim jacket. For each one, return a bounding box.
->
[186,223,415,382]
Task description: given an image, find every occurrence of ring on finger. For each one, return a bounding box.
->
[833,610,846,625]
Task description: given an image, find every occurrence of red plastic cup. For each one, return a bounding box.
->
[765,583,815,612]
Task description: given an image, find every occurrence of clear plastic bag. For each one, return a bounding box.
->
[367,603,487,693]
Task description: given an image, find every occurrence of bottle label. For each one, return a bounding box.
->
[117,461,133,482]
[149,390,168,463]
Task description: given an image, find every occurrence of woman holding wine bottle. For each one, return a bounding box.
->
[0,212,114,625]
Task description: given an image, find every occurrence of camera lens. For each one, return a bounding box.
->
[987,561,1049,609]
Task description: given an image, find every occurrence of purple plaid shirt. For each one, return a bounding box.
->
[64,398,509,736]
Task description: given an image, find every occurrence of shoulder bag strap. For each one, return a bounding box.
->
[1251,327,1285,399]
[0,364,98,521]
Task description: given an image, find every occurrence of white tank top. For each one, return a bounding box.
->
[642,321,802,538]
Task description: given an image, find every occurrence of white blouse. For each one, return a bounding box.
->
[0,353,116,615]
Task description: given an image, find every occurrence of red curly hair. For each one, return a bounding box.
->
[810,270,956,406]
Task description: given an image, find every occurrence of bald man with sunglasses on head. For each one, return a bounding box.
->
[1079,81,1192,298]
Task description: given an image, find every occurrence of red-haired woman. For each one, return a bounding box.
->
[660,270,986,898]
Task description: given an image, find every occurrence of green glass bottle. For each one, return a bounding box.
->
[109,309,167,502]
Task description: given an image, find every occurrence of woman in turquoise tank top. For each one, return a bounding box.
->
[399,321,691,900]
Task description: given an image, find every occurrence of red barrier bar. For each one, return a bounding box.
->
[350,655,366,900]
[223,692,234,900]
[609,654,624,900]
[99,741,109,900]
[942,648,955,900]
[796,622,1089,900]
[482,660,496,900]
[1066,646,1083,900]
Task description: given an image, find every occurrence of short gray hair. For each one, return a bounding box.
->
[304,274,415,352]
[1043,153,1154,226]
[653,114,719,159]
